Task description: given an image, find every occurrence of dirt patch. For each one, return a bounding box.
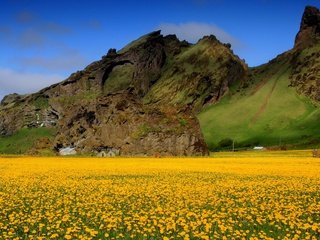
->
[251,68,288,123]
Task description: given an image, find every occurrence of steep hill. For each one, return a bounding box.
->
[199,6,320,150]
[144,36,247,111]
[0,31,247,156]
[1,6,319,154]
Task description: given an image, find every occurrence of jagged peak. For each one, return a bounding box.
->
[163,34,179,42]
[300,6,320,28]
[148,30,162,37]
[195,34,236,53]
[294,5,320,48]
[197,34,219,44]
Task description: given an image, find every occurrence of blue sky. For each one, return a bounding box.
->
[0,0,319,99]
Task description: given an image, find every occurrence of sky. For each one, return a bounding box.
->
[0,0,319,100]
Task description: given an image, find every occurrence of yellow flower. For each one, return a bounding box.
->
[0,154,318,239]
[50,233,59,238]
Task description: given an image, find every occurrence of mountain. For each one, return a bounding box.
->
[199,6,320,150]
[0,30,246,156]
[0,6,319,155]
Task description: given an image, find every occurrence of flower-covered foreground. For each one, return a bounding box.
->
[0,154,319,239]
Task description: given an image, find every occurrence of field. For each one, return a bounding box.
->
[0,128,56,155]
[0,152,319,239]
[198,62,320,150]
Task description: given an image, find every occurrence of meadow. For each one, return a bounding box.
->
[0,152,319,239]
[198,58,320,150]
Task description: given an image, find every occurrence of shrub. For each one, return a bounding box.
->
[218,138,233,148]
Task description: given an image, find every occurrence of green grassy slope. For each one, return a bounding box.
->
[198,58,320,150]
[0,128,56,154]
[117,32,155,54]
[104,64,134,94]
[144,38,246,111]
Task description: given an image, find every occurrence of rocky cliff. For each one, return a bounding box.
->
[294,6,320,49]
[55,91,208,156]
[0,30,247,156]
[290,6,320,102]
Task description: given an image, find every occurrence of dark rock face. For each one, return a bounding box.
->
[288,6,320,102]
[295,6,320,48]
[123,32,167,96]
[106,48,117,57]
[0,93,23,106]
[54,91,208,156]
[289,49,320,102]
[0,93,59,136]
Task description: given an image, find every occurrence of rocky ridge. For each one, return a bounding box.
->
[0,30,247,156]
[291,6,320,102]
[295,6,320,49]
[1,6,319,154]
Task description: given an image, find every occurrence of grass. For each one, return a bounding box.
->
[55,90,99,107]
[198,61,320,150]
[144,39,244,110]
[212,149,314,158]
[33,96,49,109]
[104,64,134,93]
[0,154,319,239]
[131,123,153,139]
[0,128,56,154]
[118,31,155,54]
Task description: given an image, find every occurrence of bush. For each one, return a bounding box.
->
[207,142,217,151]
[218,138,233,148]
[179,118,187,127]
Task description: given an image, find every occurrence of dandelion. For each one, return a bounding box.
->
[0,156,319,239]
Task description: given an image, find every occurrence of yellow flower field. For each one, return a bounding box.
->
[0,153,319,239]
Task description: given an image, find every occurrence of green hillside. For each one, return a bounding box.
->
[144,36,246,111]
[198,54,320,150]
[0,128,56,155]
[1,4,319,155]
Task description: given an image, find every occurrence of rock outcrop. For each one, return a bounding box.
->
[0,93,24,106]
[290,6,320,102]
[54,91,208,156]
[1,31,227,156]
[295,6,320,48]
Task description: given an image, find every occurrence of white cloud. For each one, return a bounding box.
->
[159,22,241,48]
[0,68,64,100]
